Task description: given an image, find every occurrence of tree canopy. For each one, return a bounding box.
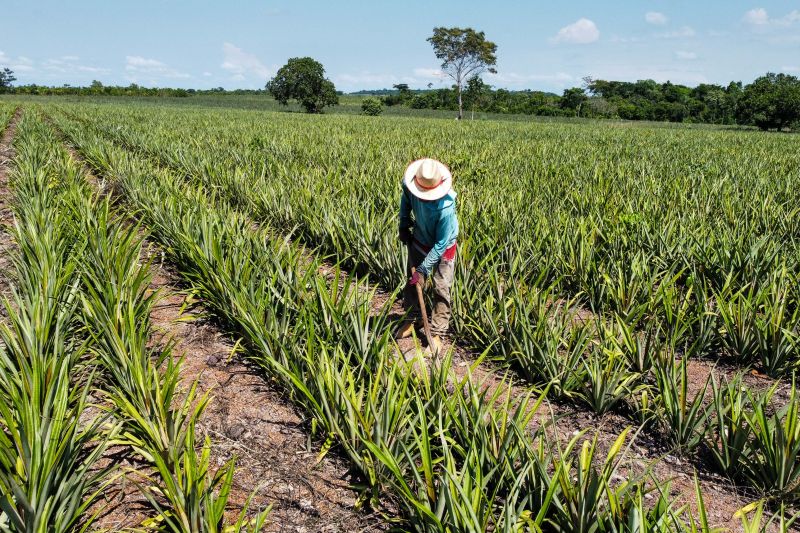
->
[736,73,800,131]
[427,27,497,119]
[0,68,16,93]
[266,57,338,113]
[361,97,383,116]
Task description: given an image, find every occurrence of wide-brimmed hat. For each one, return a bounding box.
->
[403,158,452,201]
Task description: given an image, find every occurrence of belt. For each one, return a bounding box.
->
[412,240,457,261]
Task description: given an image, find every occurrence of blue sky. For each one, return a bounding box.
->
[3,0,799,92]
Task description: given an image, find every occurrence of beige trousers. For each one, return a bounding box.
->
[403,244,455,335]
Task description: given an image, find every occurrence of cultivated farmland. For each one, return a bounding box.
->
[0,98,800,531]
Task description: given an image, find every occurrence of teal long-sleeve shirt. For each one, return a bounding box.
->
[399,182,459,276]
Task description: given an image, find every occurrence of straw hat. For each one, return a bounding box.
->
[403,158,452,201]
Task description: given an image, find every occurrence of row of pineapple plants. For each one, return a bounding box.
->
[0,112,266,532]
[37,105,746,532]
[49,105,800,520]
[0,105,14,133]
[0,111,112,532]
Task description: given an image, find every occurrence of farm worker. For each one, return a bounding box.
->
[397,158,459,347]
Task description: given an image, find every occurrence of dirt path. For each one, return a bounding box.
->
[146,258,386,532]
[0,108,21,299]
[53,141,387,532]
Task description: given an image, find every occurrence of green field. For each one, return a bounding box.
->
[0,97,799,531]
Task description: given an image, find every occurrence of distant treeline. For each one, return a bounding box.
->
[3,72,798,131]
[380,73,800,130]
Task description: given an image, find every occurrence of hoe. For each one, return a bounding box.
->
[412,267,439,356]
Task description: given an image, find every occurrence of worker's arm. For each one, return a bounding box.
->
[417,207,456,276]
[399,184,413,230]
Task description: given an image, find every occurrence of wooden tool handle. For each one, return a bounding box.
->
[412,267,436,354]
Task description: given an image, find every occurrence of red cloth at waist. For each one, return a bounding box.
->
[413,240,457,261]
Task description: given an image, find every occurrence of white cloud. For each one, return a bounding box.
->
[126,56,165,69]
[486,71,573,88]
[743,8,769,25]
[656,26,696,39]
[221,43,271,80]
[1,53,35,72]
[335,72,400,86]
[2,51,112,81]
[786,11,800,25]
[645,12,668,25]
[203,71,212,77]
[675,51,697,60]
[125,55,189,78]
[590,65,708,86]
[43,55,109,75]
[12,60,34,72]
[744,8,800,27]
[76,65,109,74]
[552,18,600,44]
[42,56,111,74]
[45,58,65,67]
[609,35,643,44]
[412,67,444,79]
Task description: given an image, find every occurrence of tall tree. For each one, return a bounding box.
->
[427,27,497,120]
[0,68,16,93]
[392,83,412,103]
[266,57,338,113]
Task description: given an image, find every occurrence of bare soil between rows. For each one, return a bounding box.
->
[144,258,386,532]
[0,108,21,302]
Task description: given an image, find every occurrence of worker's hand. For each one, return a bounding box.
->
[399,227,413,245]
[409,270,425,286]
